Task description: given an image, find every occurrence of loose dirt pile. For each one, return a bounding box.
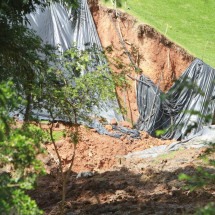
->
[31,128,215,214]
[41,124,172,173]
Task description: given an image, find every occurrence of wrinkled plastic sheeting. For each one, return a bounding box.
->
[26,0,123,122]
[27,3,73,52]
[125,126,215,159]
[136,76,162,133]
[136,59,215,140]
[87,121,140,139]
[27,0,101,52]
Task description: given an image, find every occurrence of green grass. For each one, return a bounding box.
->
[101,0,215,67]
[53,130,64,141]
[39,120,49,124]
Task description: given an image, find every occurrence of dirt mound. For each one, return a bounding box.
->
[32,145,215,215]
[44,125,172,173]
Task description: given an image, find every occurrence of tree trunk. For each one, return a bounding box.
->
[60,126,78,215]
[24,92,32,122]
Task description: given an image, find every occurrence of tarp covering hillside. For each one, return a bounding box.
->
[27,0,101,52]
[27,0,215,140]
[27,0,123,122]
[136,59,215,140]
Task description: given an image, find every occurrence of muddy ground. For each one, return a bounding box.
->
[29,124,215,215]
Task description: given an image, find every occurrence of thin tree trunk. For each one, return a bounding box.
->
[24,93,32,122]
[60,125,78,215]
[49,123,63,176]
[60,143,77,215]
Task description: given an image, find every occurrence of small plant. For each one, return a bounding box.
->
[53,130,65,141]
[41,46,116,214]
[179,143,215,214]
[104,42,142,125]
[0,82,45,215]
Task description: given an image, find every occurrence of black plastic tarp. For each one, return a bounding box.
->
[136,59,215,140]
[26,0,123,122]
[26,1,215,141]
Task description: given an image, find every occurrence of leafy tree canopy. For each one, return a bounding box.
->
[0,0,78,23]
[0,0,116,214]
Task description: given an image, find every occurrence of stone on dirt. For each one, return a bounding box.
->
[76,171,94,179]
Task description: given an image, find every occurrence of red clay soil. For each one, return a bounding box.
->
[89,0,194,123]
[91,1,193,88]
[43,124,173,174]
[33,124,214,215]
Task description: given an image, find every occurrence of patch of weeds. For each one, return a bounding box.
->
[152,150,180,164]
[53,130,65,141]
[39,120,50,124]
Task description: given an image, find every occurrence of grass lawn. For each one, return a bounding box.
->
[101,0,215,68]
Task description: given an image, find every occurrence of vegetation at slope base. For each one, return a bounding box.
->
[102,0,215,68]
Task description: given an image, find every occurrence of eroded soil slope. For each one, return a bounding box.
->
[89,0,194,122]
[40,124,172,173]
[91,2,193,89]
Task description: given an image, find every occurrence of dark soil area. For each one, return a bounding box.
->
[30,141,215,215]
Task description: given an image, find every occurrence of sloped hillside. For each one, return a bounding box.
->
[101,0,215,68]
[89,0,193,123]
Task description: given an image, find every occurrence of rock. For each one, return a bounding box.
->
[91,128,97,132]
[55,122,60,128]
[110,119,118,125]
[119,121,132,128]
[56,140,64,148]
[105,125,113,131]
[76,171,94,179]
[61,153,67,160]
[66,154,73,161]
[120,135,126,141]
[160,159,167,164]
[141,131,149,139]
[88,151,93,157]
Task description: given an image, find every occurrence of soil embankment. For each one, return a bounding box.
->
[89,0,193,122]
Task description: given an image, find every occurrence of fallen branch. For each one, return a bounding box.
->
[127,74,150,87]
